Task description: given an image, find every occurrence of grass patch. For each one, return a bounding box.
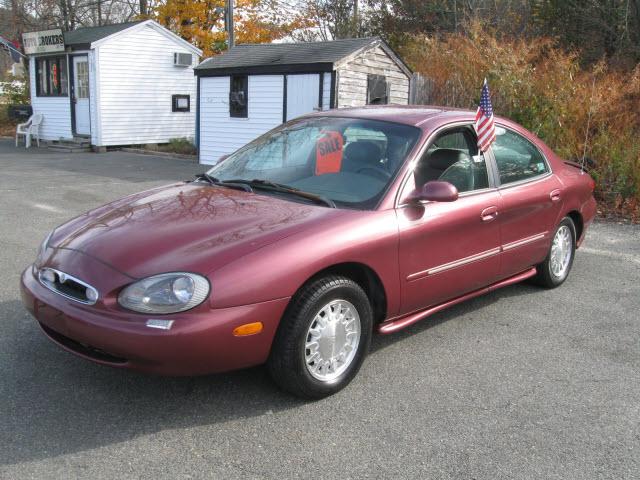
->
[145,137,197,156]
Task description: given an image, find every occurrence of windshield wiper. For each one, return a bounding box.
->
[192,173,253,192]
[224,179,336,208]
[194,172,218,185]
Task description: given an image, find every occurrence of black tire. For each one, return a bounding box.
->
[533,217,576,288]
[267,275,373,399]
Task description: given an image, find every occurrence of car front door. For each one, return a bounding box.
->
[397,126,503,315]
[487,126,564,278]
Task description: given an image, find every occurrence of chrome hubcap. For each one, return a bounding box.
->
[304,299,361,382]
[550,225,573,279]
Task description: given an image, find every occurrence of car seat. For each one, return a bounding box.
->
[342,141,383,173]
[415,149,470,187]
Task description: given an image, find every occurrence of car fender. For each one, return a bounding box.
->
[206,209,401,316]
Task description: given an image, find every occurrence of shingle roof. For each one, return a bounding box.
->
[195,37,381,73]
[63,21,143,47]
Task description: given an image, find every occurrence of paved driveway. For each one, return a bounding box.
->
[1,140,638,479]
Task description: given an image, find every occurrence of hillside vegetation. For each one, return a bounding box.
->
[400,24,640,219]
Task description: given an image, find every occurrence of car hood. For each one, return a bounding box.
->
[49,183,345,278]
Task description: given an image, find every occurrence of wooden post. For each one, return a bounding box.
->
[227,0,235,49]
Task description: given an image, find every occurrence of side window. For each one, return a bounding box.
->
[229,75,248,118]
[429,131,468,151]
[414,128,490,194]
[492,127,549,185]
[36,56,68,97]
[367,74,389,105]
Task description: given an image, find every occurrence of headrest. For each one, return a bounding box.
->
[344,141,382,165]
[427,148,472,171]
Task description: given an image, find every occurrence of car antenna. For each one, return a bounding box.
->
[580,75,597,174]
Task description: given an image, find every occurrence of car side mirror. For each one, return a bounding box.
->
[409,181,459,203]
[218,154,229,163]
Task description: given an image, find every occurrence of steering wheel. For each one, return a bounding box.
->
[357,166,392,181]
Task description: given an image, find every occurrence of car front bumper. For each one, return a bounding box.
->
[21,266,290,376]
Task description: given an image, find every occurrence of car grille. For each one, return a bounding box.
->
[39,322,128,365]
[38,267,98,305]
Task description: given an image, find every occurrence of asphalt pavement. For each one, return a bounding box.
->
[0,139,638,479]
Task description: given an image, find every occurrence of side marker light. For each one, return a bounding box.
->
[233,322,263,336]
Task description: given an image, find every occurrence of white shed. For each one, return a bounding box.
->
[194,37,412,165]
[25,20,202,150]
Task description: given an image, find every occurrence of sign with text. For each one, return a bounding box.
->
[22,29,65,55]
[315,131,344,175]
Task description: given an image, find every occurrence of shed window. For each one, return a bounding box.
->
[172,94,190,112]
[367,74,388,105]
[229,75,248,118]
[36,56,68,97]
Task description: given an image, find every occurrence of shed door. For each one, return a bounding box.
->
[286,74,320,121]
[72,56,90,135]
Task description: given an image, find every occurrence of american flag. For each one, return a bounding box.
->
[475,79,496,152]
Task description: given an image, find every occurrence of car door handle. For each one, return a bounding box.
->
[550,189,562,202]
[481,206,499,222]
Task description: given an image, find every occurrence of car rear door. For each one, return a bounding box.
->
[397,126,503,315]
[487,125,564,278]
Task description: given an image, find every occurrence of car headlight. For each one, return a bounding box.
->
[37,230,54,261]
[118,273,210,314]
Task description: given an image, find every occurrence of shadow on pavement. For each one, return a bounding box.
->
[1,282,540,465]
[371,281,541,354]
[0,300,303,466]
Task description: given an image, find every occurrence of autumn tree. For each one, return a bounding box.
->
[153,0,308,57]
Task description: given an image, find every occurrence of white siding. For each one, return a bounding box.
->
[285,73,320,121]
[199,75,284,165]
[96,23,198,146]
[336,45,410,108]
[29,56,73,141]
[89,50,100,145]
[322,72,331,110]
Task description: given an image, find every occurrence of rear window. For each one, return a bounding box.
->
[492,127,549,185]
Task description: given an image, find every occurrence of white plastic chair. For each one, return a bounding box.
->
[15,113,43,148]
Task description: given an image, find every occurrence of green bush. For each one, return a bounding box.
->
[158,137,197,155]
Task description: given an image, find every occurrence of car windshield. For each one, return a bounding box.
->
[207,116,421,209]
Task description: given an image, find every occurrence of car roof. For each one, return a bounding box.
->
[305,105,473,127]
[304,105,530,139]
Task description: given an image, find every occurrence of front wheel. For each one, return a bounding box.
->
[534,217,576,288]
[267,276,373,399]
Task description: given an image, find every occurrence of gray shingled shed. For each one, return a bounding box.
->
[194,37,412,164]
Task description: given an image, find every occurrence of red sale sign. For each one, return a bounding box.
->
[315,131,344,175]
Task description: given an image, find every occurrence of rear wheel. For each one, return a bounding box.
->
[534,217,576,288]
[267,276,372,399]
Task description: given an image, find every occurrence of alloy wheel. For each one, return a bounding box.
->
[304,299,361,382]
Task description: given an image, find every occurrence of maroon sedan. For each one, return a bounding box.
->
[21,106,596,398]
